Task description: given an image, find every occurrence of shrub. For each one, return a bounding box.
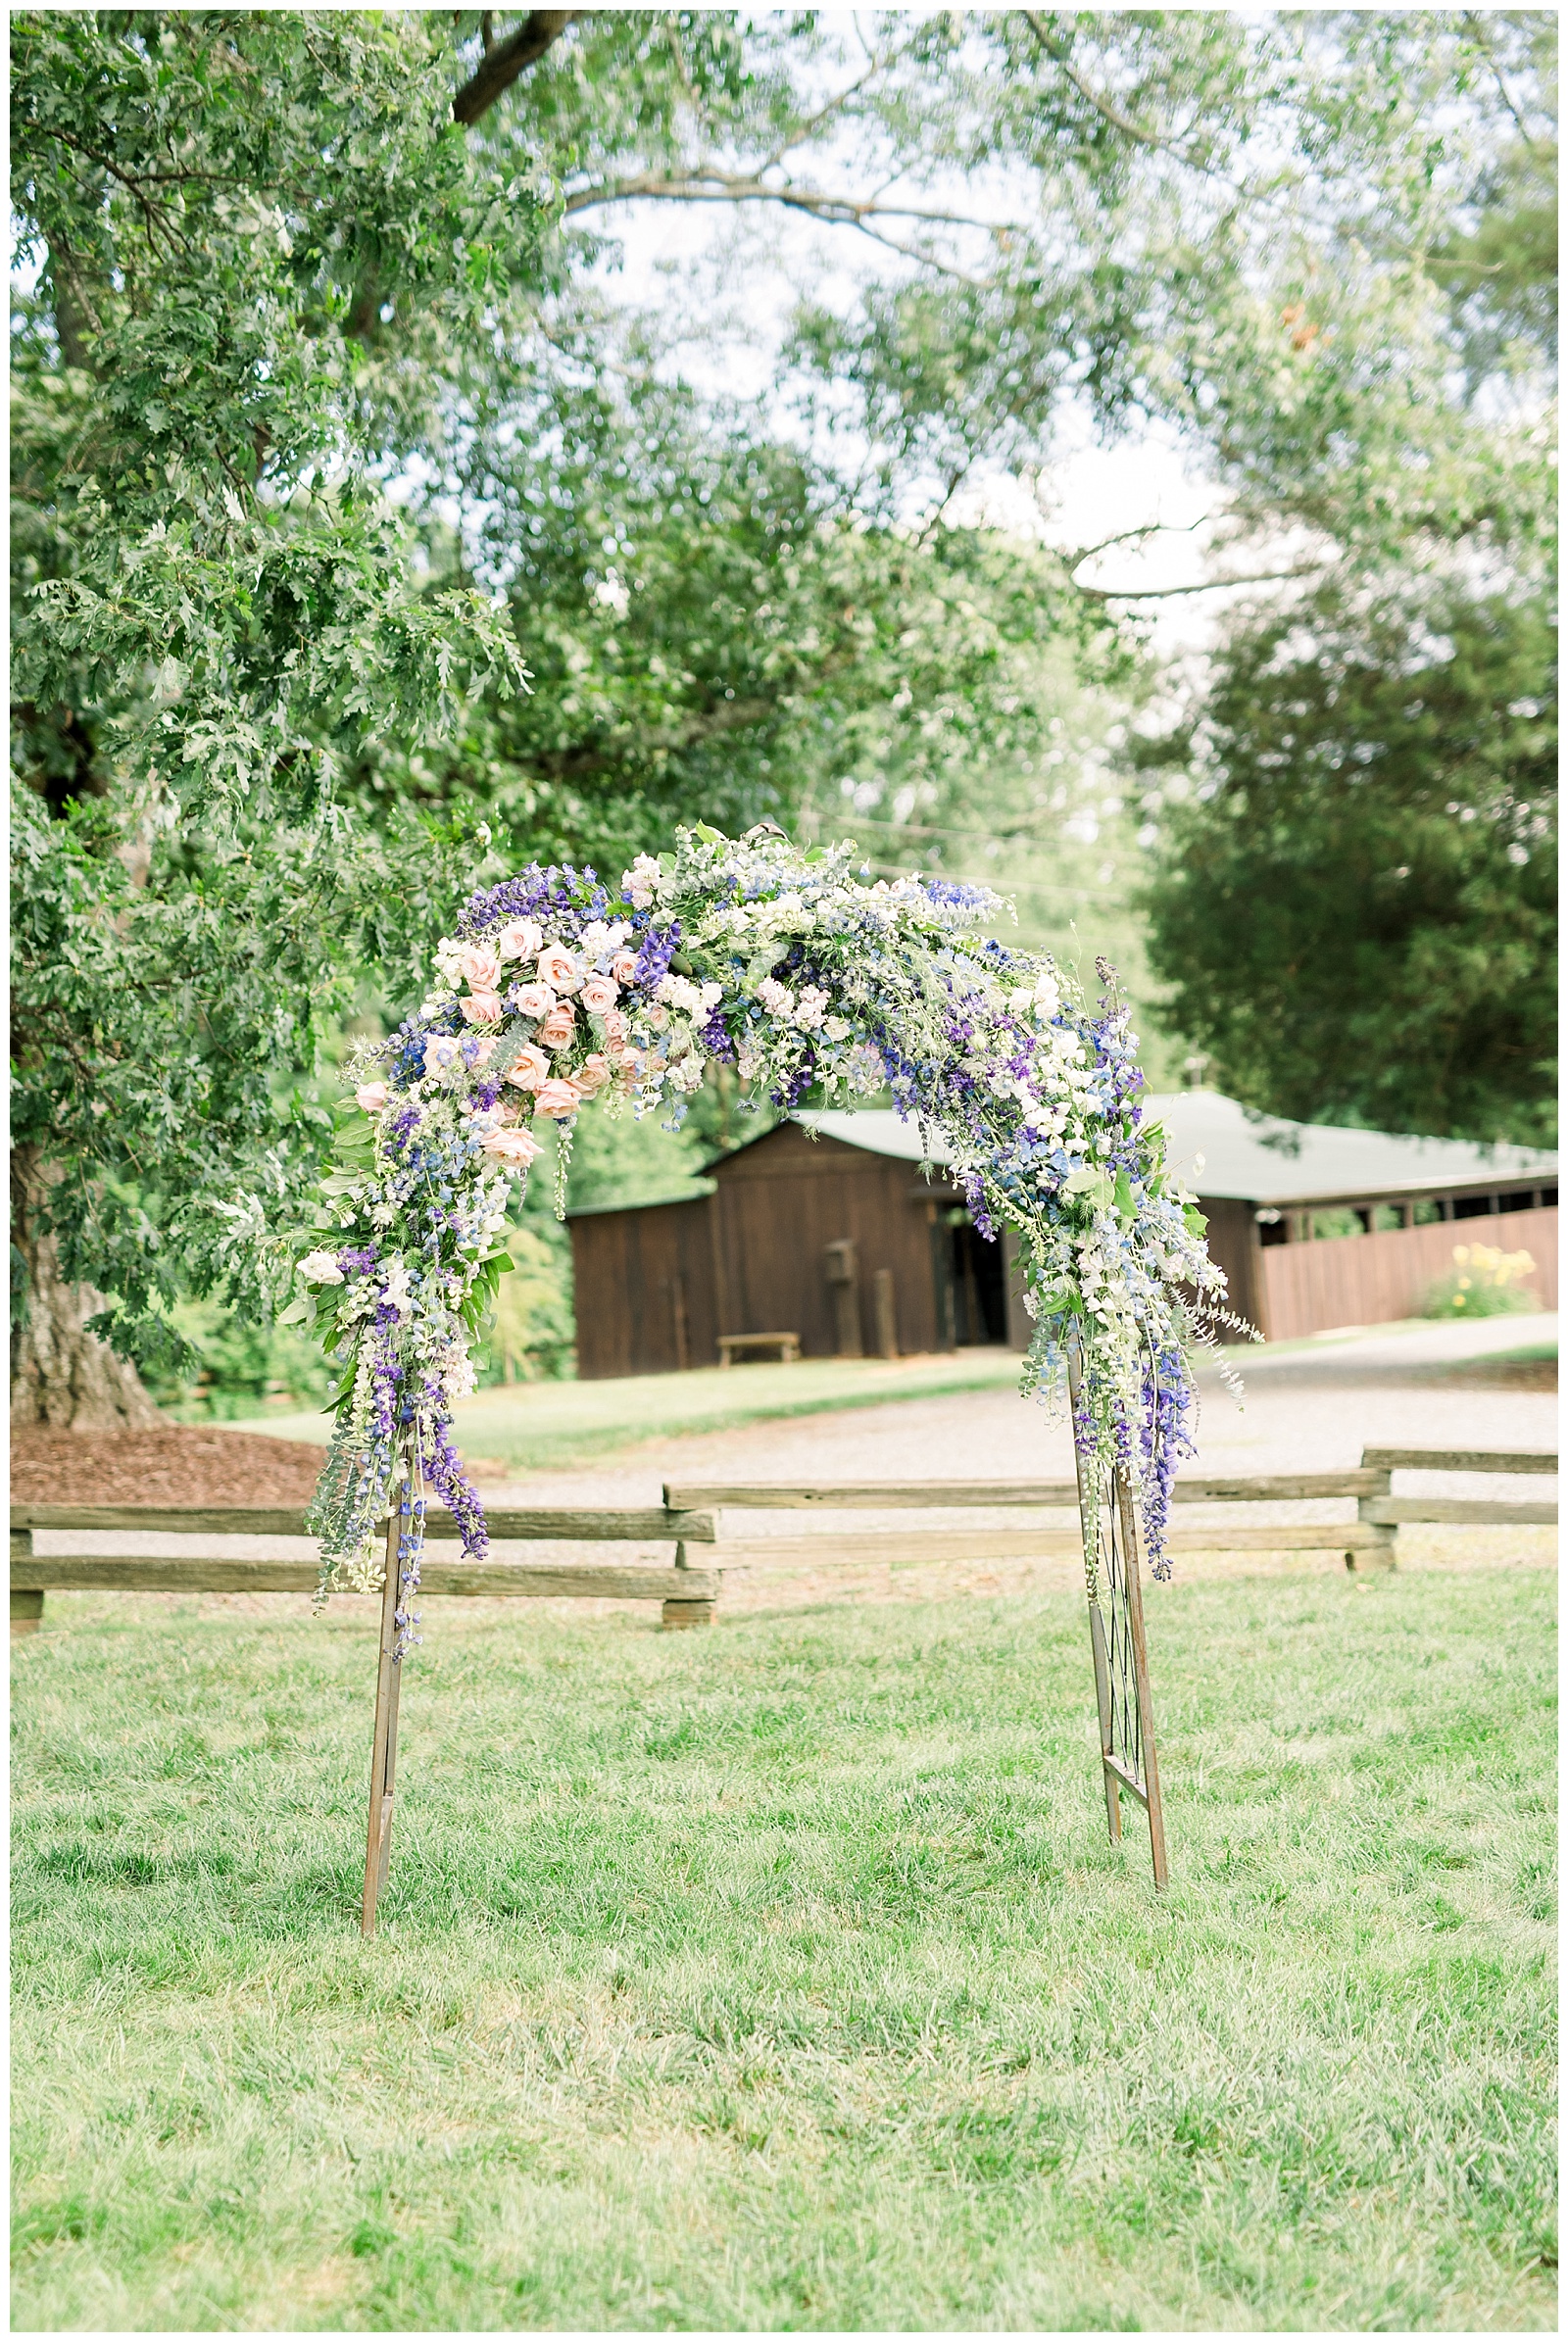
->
[1423,1242,1540,1318]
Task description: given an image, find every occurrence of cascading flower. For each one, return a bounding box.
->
[284,827,1243,1655]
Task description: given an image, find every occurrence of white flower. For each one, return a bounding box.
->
[794,985,830,1029]
[299,1249,343,1285]
[822,1015,851,1043]
[758,976,793,1016]
[623,853,662,907]
[655,972,711,1020]
[380,1261,415,1319]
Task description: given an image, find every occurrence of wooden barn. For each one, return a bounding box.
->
[566,1097,1557,1378]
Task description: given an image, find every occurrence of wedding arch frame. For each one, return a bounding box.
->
[282,827,1204,1931]
[356,1333,1169,1934]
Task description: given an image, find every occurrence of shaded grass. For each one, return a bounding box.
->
[12,1566,1557,2330]
[233,1349,1030,1471]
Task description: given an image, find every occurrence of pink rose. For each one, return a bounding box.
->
[600,1008,629,1047]
[537,945,580,995]
[463,1035,497,1067]
[356,1081,389,1113]
[497,918,543,962]
[534,1078,580,1120]
[538,1002,576,1049]
[610,951,639,985]
[457,941,502,992]
[423,1035,463,1078]
[461,991,504,1026]
[510,980,556,1020]
[571,1052,612,1098]
[480,1125,544,1168]
[504,1042,550,1092]
[579,973,619,1016]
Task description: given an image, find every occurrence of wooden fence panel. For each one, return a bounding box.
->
[1258,1205,1557,1341]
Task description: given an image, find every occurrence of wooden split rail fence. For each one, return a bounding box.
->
[10,1447,1554,1638]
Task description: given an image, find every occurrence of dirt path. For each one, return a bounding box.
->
[464,1313,1557,1502]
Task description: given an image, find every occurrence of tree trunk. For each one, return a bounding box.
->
[11,1161,162,1430]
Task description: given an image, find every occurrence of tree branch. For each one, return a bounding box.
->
[563,170,1004,235]
[1019,12,1168,150]
[1458,11,1554,161]
[453,10,581,126]
[1076,562,1325,602]
[1063,515,1210,564]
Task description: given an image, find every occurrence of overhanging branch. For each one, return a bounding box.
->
[1076,561,1326,602]
[454,10,581,126]
[563,170,1006,236]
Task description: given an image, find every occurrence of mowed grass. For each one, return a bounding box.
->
[239,1347,1028,1471]
[12,1566,1557,2331]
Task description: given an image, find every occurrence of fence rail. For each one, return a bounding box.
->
[11,1447,1556,1638]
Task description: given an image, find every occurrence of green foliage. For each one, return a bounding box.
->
[144,1298,337,1422]
[11,10,537,819]
[1138,588,1557,1144]
[11,1567,1556,2328]
[764,11,1552,559]
[10,7,1557,1383]
[10,10,540,1366]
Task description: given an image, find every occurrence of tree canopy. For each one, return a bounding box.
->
[1137,585,1557,1146]
[10,8,1556,1407]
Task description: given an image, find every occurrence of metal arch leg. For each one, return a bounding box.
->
[1088,1597,1122,1843]
[1066,1336,1170,1893]
[362,1497,405,1938]
[1114,1477,1170,1894]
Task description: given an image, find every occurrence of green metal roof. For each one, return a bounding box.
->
[1142,1091,1556,1207]
[794,1098,1556,1208]
[586,1098,1555,1216]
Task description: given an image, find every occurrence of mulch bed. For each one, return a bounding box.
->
[11,1425,328,1509]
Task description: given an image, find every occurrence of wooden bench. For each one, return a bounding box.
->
[717,1332,800,1367]
[9,1503,719,1637]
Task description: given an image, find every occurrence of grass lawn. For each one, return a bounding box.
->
[236,1349,1031,1472]
[12,1564,1556,2331]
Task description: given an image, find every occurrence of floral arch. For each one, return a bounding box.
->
[289,824,1240,1920]
[291,824,1231,1654]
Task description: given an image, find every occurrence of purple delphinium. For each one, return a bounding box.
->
[419,1379,489,1562]
[392,1477,425,1661]
[456,867,551,938]
[632,920,680,990]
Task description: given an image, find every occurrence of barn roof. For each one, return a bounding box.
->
[787,1096,1557,1208]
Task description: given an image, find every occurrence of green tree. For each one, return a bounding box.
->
[1137,587,1557,1145]
[13,8,1554,1421]
[10,11,536,1421]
